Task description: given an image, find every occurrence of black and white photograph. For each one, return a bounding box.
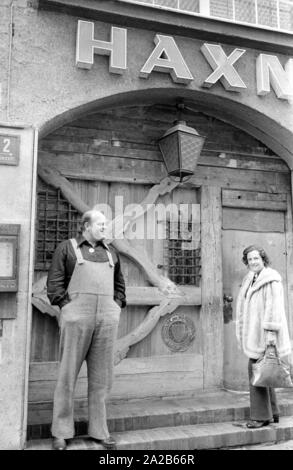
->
[0,0,293,456]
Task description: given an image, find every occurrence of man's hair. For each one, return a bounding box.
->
[242,245,270,267]
[80,210,106,232]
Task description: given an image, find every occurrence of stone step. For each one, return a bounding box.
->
[25,416,293,450]
[27,389,293,439]
[232,438,293,450]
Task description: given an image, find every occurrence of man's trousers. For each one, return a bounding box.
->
[51,293,120,439]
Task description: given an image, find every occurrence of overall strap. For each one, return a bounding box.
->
[104,242,114,268]
[70,238,84,264]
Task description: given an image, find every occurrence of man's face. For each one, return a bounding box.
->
[86,213,107,241]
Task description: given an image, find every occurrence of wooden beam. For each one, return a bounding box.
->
[291,171,293,218]
[222,199,287,211]
[200,186,223,389]
[126,286,201,306]
[222,208,285,232]
[41,136,289,173]
[33,285,201,313]
[38,151,291,192]
[287,178,293,345]
[28,354,204,411]
[222,189,288,211]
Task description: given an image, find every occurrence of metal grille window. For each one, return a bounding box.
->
[258,0,278,27]
[235,0,256,23]
[164,220,201,286]
[156,0,180,7]
[210,0,234,18]
[279,0,293,29]
[119,0,293,31]
[120,0,200,13]
[35,181,80,270]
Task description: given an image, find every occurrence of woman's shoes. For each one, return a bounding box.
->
[246,420,270,428]
[273,415,279,423]
[91,436,117,449]
[52,437,67,450]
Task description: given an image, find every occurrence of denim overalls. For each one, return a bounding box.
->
[52,239,121,440]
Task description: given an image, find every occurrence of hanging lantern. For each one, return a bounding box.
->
[158,120,206,182]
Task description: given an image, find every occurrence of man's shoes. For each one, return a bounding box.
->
[246,420,270,429]
[273,415,279,423]
[92,436,117,449]
[52,437,67,450]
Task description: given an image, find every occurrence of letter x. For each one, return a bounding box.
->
[201,43,247,91]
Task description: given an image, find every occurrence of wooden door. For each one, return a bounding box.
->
[222,190,293,390]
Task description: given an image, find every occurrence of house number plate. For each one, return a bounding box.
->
[0,134,20,165]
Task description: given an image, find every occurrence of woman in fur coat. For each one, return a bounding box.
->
[236,245,291,428]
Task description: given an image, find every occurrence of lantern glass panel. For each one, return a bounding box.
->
[179,132,205,172]
[159,132,180,174]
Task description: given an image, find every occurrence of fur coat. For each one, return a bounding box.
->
[236,267,291,359]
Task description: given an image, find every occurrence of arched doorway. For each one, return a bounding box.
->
[28,100,293,438]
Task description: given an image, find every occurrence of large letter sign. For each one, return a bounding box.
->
[75,21,293,102]
[201,44,247,91]
[256,54,293,100]
[140,35,194,85]
[76,20,127,74]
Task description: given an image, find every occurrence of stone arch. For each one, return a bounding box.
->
[38,88,293,168]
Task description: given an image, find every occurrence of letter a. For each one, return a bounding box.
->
[76,20,127,74]
[140,35,193,84]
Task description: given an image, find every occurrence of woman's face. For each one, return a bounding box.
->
[247,250,265,274]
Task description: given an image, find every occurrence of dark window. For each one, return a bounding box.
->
[164,219,201,286]
[35,179,80,270]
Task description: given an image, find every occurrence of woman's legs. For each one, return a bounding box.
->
[269,387,280,420]
[248,358,277,421]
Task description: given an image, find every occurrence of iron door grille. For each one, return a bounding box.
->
[164,220,201,286]
[35,180,80,270]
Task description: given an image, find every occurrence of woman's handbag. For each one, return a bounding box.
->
[251,345,293,388]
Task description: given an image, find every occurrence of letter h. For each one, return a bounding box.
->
[76,20,127,74]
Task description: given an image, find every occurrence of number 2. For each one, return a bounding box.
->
[3,138,10,153]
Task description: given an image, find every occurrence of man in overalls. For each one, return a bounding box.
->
[47,209,126,450]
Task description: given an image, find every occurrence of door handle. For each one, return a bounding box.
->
[223,294,233,323]
[223,294,233,303]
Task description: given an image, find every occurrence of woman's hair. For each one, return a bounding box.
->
[242,245,270,267]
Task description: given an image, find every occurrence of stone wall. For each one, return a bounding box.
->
[0,125,36,450]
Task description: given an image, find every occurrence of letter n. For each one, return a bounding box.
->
[256,54,293,100]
